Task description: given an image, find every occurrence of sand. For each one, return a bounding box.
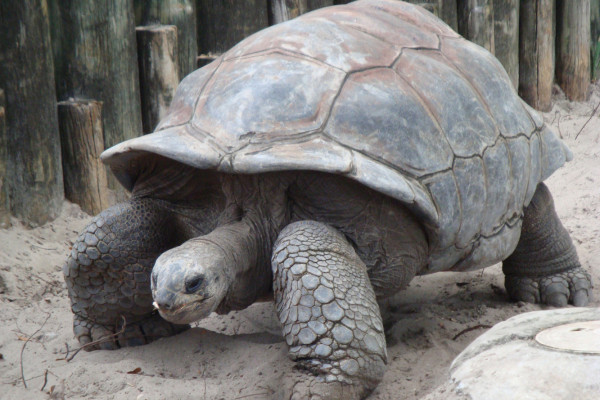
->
[1,84,599,400]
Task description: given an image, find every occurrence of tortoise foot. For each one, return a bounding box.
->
[505,267,592,307]
[73,313,189,351]
[279,368,370,400]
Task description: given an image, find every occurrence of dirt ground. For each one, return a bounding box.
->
[1,84,599,400]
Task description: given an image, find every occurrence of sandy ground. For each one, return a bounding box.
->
[1,84,599,400]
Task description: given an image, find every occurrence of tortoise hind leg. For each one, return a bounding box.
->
[64,198,192,350]
[503,183,592,307]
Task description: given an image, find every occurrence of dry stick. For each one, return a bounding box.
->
[21,313,51,388]
[452,324,492,340]
[62,316,127,362]
[41,369,49,392]
[575,99,600,140]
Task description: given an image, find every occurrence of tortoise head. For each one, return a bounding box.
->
[151,238,231,324]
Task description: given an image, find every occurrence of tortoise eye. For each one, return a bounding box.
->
[185,275,204,294]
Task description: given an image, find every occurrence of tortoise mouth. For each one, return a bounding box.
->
[153,296,215,324]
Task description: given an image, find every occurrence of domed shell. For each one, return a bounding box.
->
[102,0,572,273]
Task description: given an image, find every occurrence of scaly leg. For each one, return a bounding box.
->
[64,198,191,350]
[272,221,386,400]
[503,183,592,307]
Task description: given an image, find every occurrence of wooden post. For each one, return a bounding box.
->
[406,1,459,31]
[457,0,495,53]
[556,0,590,101]
[591,0,600,80]
[270,0,308,24]
[197,0,269,54]
[268,0,334,24]
[440,0,459,31]
[136,25,180,134]
[134,0,198,80]
[0,89,9,228]
[493,0,520,88]
[58,100,110,215]
[0,0,64,227]
[519,0,555,111]
[49,0,142,199]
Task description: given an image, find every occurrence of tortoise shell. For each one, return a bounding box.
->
[102,0,571,273]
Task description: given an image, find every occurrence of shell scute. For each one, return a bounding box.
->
[157,59,222,131]
[226,13,400,72]
[481,140,513,236]
[192,54,345,151]
[453,157,486,249]
[442,37,535,138]
[325,67,453,177]
[394,48,498,157]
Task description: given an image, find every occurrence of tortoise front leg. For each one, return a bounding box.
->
[64,198,196,350]
[272,221,386,400]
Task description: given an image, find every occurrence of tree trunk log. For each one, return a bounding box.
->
[493,0,519,89]
[406,1,458,31]
[134,0,197,80]
[58,100,110,216]
[457,0,495,53]
[0,89,9,228]
[408,1,440,17]
[519,0,555,111]
[0,0,64,226]
[268,0,334,24]
[49,0,142,198]
[197,0,269,54]
[556,0,590,101]
[136,25,180,134]
[440,0,458,31]
[591,0,600,80]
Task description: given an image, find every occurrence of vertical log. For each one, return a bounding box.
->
[556,0,591,101]
[407,1,440,17]
[440,0,459,31]
[457,0,495,53]
[136,25,180,134]
[49,0,142,199]
[197,0,269,54]
[270,0,308,24]
[307,0,334,9]
[269,0,334,24]
[519,0,555,111]
[0,89,9,228]
[591,0,600,80]
[135,0,198,80]
[493,0,520,88]
[407,1,459,31]
[0,0,63,226]
[58,100,110,215]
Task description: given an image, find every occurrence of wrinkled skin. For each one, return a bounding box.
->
[64,160,591,399]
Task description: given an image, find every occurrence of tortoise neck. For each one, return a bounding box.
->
[216,173,292,313]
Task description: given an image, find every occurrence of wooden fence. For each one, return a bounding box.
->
[0,0,597,226]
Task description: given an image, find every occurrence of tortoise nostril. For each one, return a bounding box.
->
[157,301,171,311]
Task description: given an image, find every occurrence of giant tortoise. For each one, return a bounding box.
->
[64,0,592,398]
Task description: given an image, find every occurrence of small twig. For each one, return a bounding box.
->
[61,316,127,362]
[234,393,271,399]
[575,99,600,140]
[40,369,49,392]
[21,313,51,388]
[31,244,57,251]
[556,113,563,139]
[452,324,492,341]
